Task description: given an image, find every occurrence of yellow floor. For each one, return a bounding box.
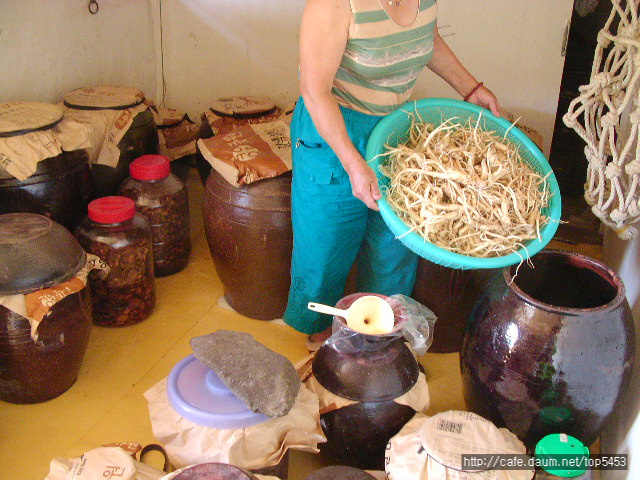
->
[0,170,600,480]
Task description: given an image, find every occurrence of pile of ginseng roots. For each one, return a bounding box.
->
[379,116,551,259]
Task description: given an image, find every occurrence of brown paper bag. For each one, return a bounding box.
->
[197,120,292,186]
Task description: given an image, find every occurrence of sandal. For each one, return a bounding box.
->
[304,335,326,352]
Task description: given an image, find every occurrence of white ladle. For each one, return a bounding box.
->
[307,295,395,335]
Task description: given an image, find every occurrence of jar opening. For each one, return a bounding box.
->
[508,252,619,309]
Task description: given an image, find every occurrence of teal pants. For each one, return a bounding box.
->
[283,97,418,334]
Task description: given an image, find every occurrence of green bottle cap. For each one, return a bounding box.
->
[535,433,590,477]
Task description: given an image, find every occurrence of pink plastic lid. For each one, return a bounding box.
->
[167,355,269,429]
[130,155,171,181]
[88,196,136,224]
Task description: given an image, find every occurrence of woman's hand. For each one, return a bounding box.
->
[467,85,501,117]
[345,158,381,211]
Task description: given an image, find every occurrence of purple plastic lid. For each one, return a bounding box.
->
[167,355,270,429]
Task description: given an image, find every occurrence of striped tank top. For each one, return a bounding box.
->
[333,0,437,116]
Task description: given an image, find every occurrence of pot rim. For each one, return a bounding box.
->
[502,249,626,314]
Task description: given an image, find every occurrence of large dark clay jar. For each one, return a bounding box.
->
[0,290,92,404]
[312,294,420,470]
[0,213,93,403]
[202,167,292,320]
[63,87,159,198]
[304,466,376,480]
[411,258,496,353]
[173,463,258,480]
[0,102,93,232]
[0,149,93,233]
[461,250,635,449]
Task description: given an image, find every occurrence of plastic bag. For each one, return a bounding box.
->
[386,411,534,480]
[324,293,437,355]
[45,445,169,480]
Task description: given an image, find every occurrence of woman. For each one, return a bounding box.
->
[284,0,500,346]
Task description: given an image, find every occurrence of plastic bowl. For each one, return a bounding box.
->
[365,98,562,270]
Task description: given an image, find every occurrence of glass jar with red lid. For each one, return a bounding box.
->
[117,154,191,277]
[75,196,155,327]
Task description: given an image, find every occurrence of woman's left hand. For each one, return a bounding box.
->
[467,85,501,117]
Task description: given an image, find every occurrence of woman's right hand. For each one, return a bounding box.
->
[345,158,381,211]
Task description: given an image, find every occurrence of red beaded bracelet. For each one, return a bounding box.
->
[463,82,484,102]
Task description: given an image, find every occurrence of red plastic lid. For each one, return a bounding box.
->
[130,154,171,180]
[88,196,136,224]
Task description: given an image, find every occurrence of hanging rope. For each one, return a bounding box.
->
[563,0,640,239]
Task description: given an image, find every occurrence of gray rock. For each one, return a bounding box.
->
[190,330,301,418]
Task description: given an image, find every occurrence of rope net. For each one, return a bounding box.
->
[563,0,640,239]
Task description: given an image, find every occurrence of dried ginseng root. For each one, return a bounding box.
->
[379,116,551,258]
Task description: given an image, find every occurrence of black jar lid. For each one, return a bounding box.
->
[0,213,87,295]
[304,466,377,480]
[0,102,63,138]
[172,463,259,480]
[63,85,146,110]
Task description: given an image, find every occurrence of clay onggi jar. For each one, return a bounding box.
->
[0,213,93,404]
[165,355,290,479]
[461,249,635,449]
[63,86,159,198]
[202,167,292,320]
[312,293,420,470]
[172,463,258,480]
[411,258,495,353]
[0,102,93,232]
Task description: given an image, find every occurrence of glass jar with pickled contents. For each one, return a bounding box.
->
[76,196,155,327]
[117,155,191,277]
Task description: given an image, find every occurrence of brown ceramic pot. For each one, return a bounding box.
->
[0,149,93,233]
[249,450,289,480]
[202,168,292,320]
[0,213,93,403]
[312,293,420,470]
[0,290,93,404]
[461,250,636,449]
[304,466,376,480]
[173,463,258,480]
[411,258,496,353]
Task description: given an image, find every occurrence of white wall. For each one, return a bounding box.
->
[416,0,574,156]
[1,0,570,148]
[157,0,573,150]
[156,0,304,119]
[601,228,640,480]
[0,0,157,105]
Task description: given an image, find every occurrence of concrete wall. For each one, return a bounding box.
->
[0,0,156,104]
[1,0,571,153]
